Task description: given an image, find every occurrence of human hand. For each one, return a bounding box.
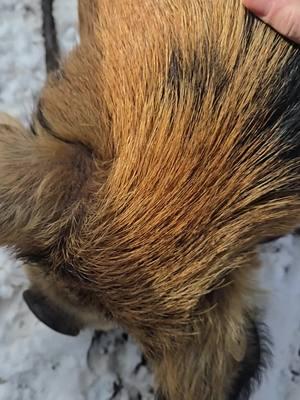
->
[242,0,300,43]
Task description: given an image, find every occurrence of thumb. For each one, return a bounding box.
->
[242,0,300,44]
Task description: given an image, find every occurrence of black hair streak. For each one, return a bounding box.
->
[167,47,231,110]
[244,10,300,163]
[228,317,272,400]
[155,391,167,400]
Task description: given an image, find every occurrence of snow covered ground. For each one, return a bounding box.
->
[0,1,300,399]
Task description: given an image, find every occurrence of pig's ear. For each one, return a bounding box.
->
[78,0,99,41]
[23,289,81,336]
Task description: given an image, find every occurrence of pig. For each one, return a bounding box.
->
[1,1,300,399]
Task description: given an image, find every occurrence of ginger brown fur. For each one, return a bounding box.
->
[1,1,300,399]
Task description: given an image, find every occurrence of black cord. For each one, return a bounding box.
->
[41,0,60,73]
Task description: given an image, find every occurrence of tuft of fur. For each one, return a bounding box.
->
[1,1,300,399]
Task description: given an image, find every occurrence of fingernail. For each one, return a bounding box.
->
[243,0,274,17]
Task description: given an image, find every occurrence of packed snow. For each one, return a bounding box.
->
[0,1,300,399]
